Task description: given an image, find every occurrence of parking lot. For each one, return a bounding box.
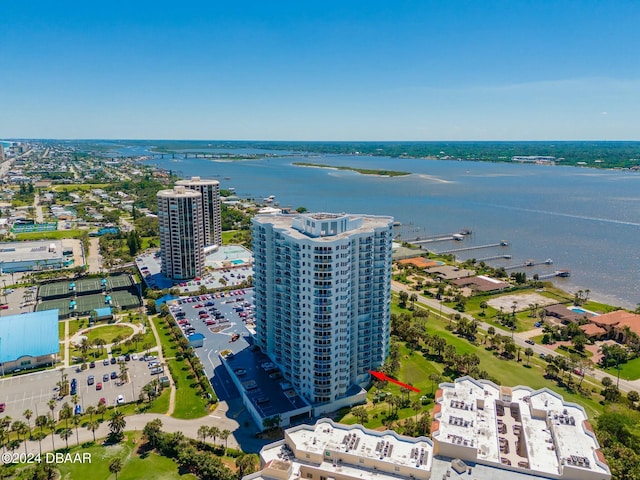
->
[136,250,254,292]
[167,288,255,401]
[0,353,157,418]
[167,288,311,424]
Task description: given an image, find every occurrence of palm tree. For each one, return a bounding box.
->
[108,411,126,441]
[524,347,534,365]
[86,420,100,442]
[97,401,107,421]
[220,429,231,454]
[109,457,123,480]
[32,430,47,455]
[59,402,72,429]
[197,425,209,444]
[47,399,56,420]
[85,406,96,422]
[479,301,488,316]
[412,400,422,422]
[118,360,129,384]
[236,454,258,478]
[47,418,57,451]
[71,415,81,446]
[12,421,29,455]
[93,338,106,355]
[209,426,220,445]
[60,428,72,450]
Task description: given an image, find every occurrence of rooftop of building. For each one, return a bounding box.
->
[176,176,220,186]
[253,419,433,480]
[590,310,640,333]
[0,240,64,263]
[433,376,609,478]
[253,212,393,242]
[157,185,202,198]
[451,275,510,292]
[0,309,59,363]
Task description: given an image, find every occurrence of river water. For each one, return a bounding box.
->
[128,148,639,310]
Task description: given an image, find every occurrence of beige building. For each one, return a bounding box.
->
[246,379,610,480]
[432,376,610,480]
[157,185,205,280]
[245,419,433,480]
[176,176,222,247]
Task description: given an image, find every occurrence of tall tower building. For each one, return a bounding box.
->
[176,177,222,247]
[252,212,393,405]
[157,186,205,280]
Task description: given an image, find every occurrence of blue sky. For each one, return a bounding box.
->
[1,0,639,140]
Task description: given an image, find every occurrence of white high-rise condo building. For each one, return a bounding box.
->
[157,185,205,280]
[252,212,393,405]
[176,176,222,247]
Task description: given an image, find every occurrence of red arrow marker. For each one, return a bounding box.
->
[369,370,420,392]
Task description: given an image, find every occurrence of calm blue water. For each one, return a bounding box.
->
[141,153,639,309]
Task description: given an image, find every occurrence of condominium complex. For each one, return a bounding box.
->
[244,379,610,480]
[432,376,610,480]
[157,185,205,280]
[251,212,393,406]
[176,176,222,247]
[245,419,433,480]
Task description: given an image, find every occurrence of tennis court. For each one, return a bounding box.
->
[37,291,141,318]
[38,282,73,299]
[38,274,135,299]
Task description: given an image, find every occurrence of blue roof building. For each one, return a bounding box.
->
[155,294,179,309]
[91,307,113,322]
[0,309,59,372]
[188,332,205,348]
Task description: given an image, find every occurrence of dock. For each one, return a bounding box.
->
[435,241,509,255]
[476,254,512,262]
[408,230,472,246]
[503,259,554,271]
[538,270,571,279]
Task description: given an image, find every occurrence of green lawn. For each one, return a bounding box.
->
[15,229,86,241]
[605,357,640,381]
[146,388,171,414]
[85,325,135,344]
[152,316,208,419]
[386,301,605,418]
[10,432,197,480]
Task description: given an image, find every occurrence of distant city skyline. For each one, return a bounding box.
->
[1,1,639,141]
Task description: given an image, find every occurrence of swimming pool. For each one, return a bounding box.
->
[569,306,599,316]
[231,259,245,265]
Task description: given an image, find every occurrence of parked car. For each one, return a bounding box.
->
[110,371,118,379]
[103,373,109,382]
[89,361,96,368]
[117,395,125,404]
[0,403,5,412]
[74,404,82,415]
[96,382,102,391]
[103,359,110,366]
[87,375,95,385]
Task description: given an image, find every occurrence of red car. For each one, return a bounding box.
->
[0,403,5,412]
[99,397,106,405]
[96,382,102,390]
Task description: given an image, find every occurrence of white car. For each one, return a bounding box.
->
[117,394,125,404]
[131,354,138,361]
